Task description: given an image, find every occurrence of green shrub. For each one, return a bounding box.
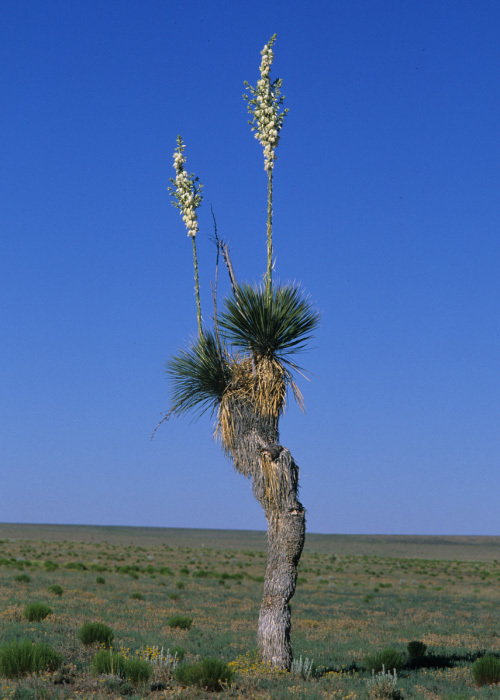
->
[14,574,31,583]
[130,591,144,600]
[174,657,234,691]
[364,648,406,673]
[171,645,185,662]
[407,640,427,659]
[90,564,107,572]
[0,640,62,678]
[90,649,126,677]
[65,562,87,570]
[167,615,192,630]
[47,584,63,596]
[43,561,58,572]
[78,622,114,647]
[24,602,53,622]
[471,655,500,686]
[96,576,105,585]
[123,657,153,684]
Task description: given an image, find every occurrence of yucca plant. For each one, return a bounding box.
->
[164,35,319,670]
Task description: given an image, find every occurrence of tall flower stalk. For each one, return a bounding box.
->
[168,136,204,337]
[244,35,288,296]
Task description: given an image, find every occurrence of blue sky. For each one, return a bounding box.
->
[1,0,499,535]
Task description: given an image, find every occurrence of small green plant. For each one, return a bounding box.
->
[174,657,234,691]
[23,602,53,622]
[123,657,153,684]
[471,654,500,686]
[167,614,192,630]
[130,591,144,600]
[175,581,185,590]
[407,640,427,659]
[364,648,406,673]
[78,622,114,647]
[47,584,63,596]
[0,640,62,678]
[168,593,180,600]
[96,576,105,584]
[14,574,31,583]
[90,649,126,677]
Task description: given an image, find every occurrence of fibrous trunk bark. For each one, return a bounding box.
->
[223,398,305,670]
[258,489,305,669]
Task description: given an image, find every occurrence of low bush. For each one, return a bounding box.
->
[174,657,234,691]
[96,576,105,585]
[65,562,86,570]
[90,649,126,677]
[0,640,62,678]
[123,657,153,684]
[14,574,31,583]
[364,648,406,673]
[130,591,144,600]
[407,640,427,659]
[23,603,53,622]
[78,622,114,647]
[171,645,185,662]
[47,584,63,596]
[471,654,500,686]
[167,615,192,630]
[43,561,58,572]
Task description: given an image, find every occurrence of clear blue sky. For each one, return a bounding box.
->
[1,0,499,535]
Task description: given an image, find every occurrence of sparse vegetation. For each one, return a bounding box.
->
[0,526,500,698]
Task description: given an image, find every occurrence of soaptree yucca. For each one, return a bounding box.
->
[163,35,320,670]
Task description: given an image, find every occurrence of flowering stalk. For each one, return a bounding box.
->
[168,136,204,337]
[244,34,288,296]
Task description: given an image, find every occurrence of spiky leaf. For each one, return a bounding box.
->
[219,283,320,364]
[167,331,229,418]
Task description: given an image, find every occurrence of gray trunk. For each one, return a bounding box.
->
[258,495,305,669]
[225,398,305,670]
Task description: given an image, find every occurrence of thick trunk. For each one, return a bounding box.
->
[223,397,305,670]
[258,499,305,669]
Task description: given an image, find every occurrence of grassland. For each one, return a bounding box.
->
[0,524,500,699]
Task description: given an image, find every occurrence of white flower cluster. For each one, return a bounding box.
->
[168,136,203,238]
[244,34,288,172]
